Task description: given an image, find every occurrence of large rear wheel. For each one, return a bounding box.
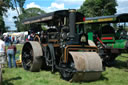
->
[22,41,43,72]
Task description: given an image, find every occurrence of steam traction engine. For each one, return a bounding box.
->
[22,10,103,82]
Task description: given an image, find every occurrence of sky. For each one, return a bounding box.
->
[3,0,128,31]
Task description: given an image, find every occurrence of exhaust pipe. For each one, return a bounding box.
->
[69,9,76,39]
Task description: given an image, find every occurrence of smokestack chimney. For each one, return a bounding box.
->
[69,9,76,39]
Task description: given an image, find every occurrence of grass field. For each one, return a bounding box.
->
[2,44,128,85]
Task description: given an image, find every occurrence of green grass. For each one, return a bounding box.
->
[2,44,128,85]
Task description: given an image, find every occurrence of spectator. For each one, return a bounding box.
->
[5,35,11,46]
[0,35,6,65]
[30,33,34,41]
[28,35,30,40]
[9,35,11,41]
[16,38,19,44]
[12,36,15,42]
[26,38,28,41]
[7,42,17,68]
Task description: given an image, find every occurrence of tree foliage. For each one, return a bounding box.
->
[14,7,45,31]
[20,8,45,20]
[79,0,118,17]
[0,0,26,33]
[13,0,26,17]
[0,0,13,33]
[16,0,25,13]
[78,0,118,32]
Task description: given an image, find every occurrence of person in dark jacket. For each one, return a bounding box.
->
[5,35,11,46]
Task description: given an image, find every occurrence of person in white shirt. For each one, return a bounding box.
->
[0,35,6,84]
[0,36,5,52]
[0,35,6,64]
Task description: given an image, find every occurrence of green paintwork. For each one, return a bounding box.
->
[87,32,127,49]
[107,40,127,49]
[80,13,128,51]
[102,40,115,43]
[88,32,93,41]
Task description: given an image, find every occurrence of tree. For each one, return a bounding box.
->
[0,0,26,33]
[13,0,26,18]
[79,0,118,17]
[20,8,45,20]
[16,0,25,14]
[14,7,45,31]
[0,0,13,33]
[78,0,118,32]
[13,0,26,31]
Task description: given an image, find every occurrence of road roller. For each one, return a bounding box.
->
[77,13,128,66]
[22,9,103,82]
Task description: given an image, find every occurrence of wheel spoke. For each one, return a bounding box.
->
[26,60,32,66]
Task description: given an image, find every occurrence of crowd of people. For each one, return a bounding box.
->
[3,35,20,45]
[0,35,17,68]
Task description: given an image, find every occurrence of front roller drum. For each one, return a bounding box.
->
[22,41,43,72]
[69,52,103,82]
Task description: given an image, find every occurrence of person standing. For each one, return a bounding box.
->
[5,35,11,46]
[7,42,17,68]
[0,35,6,64]
[0,35,6,84]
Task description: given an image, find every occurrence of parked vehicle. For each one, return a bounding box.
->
[77,13,128,66]
[21,9,103,82]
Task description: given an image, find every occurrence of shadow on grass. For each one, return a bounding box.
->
[86,75,108,83]
[99,74,108,81]
[71,74,108,84]
[2,76,22,85]
[113,60,127,69]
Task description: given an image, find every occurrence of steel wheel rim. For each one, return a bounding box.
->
[22,43,33,70]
